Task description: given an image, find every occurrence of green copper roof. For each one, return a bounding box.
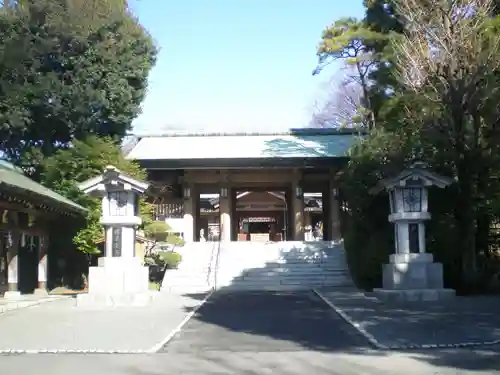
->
[0,160,86,213]
[127,128,361,160]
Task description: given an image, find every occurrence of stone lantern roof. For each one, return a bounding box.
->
[78,165,149,197]
[370,162,453,195]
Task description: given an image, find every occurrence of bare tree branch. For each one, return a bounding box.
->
[393,0,499,102]
[310,67,366,128]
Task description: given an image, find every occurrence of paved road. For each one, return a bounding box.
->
[0,291,499,375]
[317,289,500,348]
[0,294,201,352]
[162,290,370,353]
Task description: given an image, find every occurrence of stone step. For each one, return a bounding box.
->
[163,286,212,294]
[279,278,352,286]
[238,273,349,280]
[216,269,348,278]
[163,241,353,292]
[164,275,210,280]
[237,275,350,282]
[220,282,351,290]
[163,280,211,287]
[223,275,352,284]
[162,273,210,281]
[167,274,211,280]
[217,270,349,279]
[229,275,348,284]
[217,259,347,267]
[178,258,213,264]
[216,279,352,291]
[216,265,346,274]
[218,284,312,292]
[175,268,211,274]
[161,277,211,284]
[239,267,349,275]
[164,267,211,273]
[222,269,349,277]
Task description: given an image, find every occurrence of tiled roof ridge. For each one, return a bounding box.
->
[129,127,362,138]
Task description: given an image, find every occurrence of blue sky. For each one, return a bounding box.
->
[128,0,366,133]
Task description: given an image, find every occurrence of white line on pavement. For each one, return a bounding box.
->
[313,289,500,351]
[147,290,214,353]
[312,289,388,350]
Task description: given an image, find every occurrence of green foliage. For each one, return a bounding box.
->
[148,281,161,291]
[72,199,102,255]
[41,136,153,255]
[318,0,500,290]
[318,17,387,64]
[165,235,185,247]
[0,0,156,176]
[143,221,170,243]
[158,251,182,269]
[143,256,157,267]
[145,251,182,269]
[340,129,409,287]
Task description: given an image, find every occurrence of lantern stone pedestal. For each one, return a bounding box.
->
[76,166,155,308]
[374,253,456,302]
[371,163,456,302]
[77,257,153,307]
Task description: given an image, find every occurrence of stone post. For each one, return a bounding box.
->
[36,234,48,293]
[291,192,304,241]
[291,170,304,241]
[5,214,21,299]
[220,187,231,242]
[183,186,195,243]
[329,172,341,241]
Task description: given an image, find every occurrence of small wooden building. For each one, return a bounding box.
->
[0,161,86,297]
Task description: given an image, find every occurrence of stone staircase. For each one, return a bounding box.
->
[214,241,353,291]
[161,241,353,294]
[160,242,217,294]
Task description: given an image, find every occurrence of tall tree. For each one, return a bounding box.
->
[0,0,156,176]
[316,0,500,288]
[391,0,500,279]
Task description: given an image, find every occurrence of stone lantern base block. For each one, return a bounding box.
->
[76,257,153,308]
[374,252,456,302]
[382,254,445,290]
[373,288,456,302]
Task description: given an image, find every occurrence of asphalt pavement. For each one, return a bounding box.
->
[161,290,371,353]
[0,291,499,375]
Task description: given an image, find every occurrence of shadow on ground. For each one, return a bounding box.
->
[174,242,500,373]
[179,290,371,353]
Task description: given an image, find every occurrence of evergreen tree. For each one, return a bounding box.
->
[0,0,156,177]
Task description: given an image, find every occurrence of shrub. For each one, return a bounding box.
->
[158,251,182,269]
[143,255,158,266]
[165,235,185,247]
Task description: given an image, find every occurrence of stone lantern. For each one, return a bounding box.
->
[370,162,456,302]
[76,166,154,307]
